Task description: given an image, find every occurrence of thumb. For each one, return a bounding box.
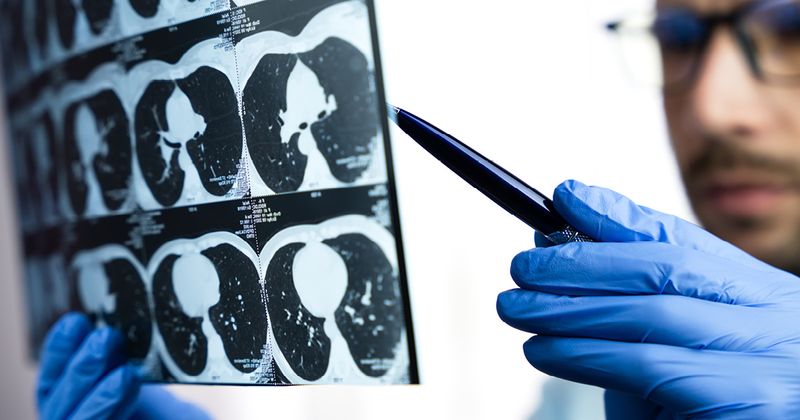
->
[552,180,768,269]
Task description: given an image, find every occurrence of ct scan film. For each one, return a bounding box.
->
[2,0,419,385]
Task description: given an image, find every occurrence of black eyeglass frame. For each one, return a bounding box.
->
[605,0,800,90]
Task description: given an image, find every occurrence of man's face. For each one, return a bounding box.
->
[662,0,800,273]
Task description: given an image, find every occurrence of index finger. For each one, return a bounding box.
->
[553,180,771,271]
[37,313,92,404]
[511,242,800,305]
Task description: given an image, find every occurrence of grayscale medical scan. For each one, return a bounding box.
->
[2,0,417,386]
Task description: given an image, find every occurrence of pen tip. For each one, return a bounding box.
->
[386,103,399,123]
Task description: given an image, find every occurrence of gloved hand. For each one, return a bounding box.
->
[37,313,211,420]
[497,180,800,419]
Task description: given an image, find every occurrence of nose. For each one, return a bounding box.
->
[687,29,769,140]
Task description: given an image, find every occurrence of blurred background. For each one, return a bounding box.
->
[0,0,694,418]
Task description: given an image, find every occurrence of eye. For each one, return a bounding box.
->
[652,10,706,52]
[745,0,800,76]
[753,2,800,41]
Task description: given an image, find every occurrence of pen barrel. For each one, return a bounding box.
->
[395,108,592,242]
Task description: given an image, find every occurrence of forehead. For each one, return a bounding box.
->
[656,0,755,12]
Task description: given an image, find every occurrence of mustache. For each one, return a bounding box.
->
[685,141,800,183]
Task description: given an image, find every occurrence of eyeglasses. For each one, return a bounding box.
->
[606,0,800,90]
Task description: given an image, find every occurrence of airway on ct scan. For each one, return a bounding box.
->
[63,90,133,215]
[135,66,243,207]
[4,0,418,386]
[263,217,406,384]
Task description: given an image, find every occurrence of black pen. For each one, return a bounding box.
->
[387,105,593,245]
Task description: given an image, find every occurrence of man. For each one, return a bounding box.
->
[37,0,800,418]
[499,0,800,417]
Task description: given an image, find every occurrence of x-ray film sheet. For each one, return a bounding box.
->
[2,0,418,385]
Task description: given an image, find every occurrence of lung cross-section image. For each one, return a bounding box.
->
[71,252,153,360]
[11,129,36,231]
[81,0,115,35]
[55,0,78,49]
[22,132,43,228]
[135,66,243,207]
[204,244,269,374]
[324,233,404,378]
[30,114,61,225]
[54,0,114,49]
[152,236,268,379]
[33,0,50,58]
[153,254,208,376]
[265,243,331,381]
[5,0,29,77]
[129,0,160,18]
[242,37,379,194]
[262,216,407,384]
[26,255,72,356]
[63,89,133,216]
[242,54,309,194]
[299,37,379,183]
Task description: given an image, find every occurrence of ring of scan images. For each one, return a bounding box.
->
[5,0,417,385]
[69,245,158,369]
[261,216,409,385]
[149,233,270,383]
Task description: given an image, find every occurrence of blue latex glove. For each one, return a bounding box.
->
[37,313,211,420]
[497,180,800,418]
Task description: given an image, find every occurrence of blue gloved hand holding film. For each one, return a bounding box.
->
[37,313,211,420]
[497,180,800,418]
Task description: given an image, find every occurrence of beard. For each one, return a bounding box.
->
[681,140,800,275]
[685,141,800,185]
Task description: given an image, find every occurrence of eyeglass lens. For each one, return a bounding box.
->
[652,0,800,87]
[744,0,800,80]
[652,9,707,87]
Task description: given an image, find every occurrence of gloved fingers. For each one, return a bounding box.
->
[41,327,127,420]
[552,180,769,271]
[69,364,141,420]
[132,385,212,420]
[497,290,789,351]
[523,336,764,416]
[604,390,668,420]
[37,313,93,405]
[510,241,800,305]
